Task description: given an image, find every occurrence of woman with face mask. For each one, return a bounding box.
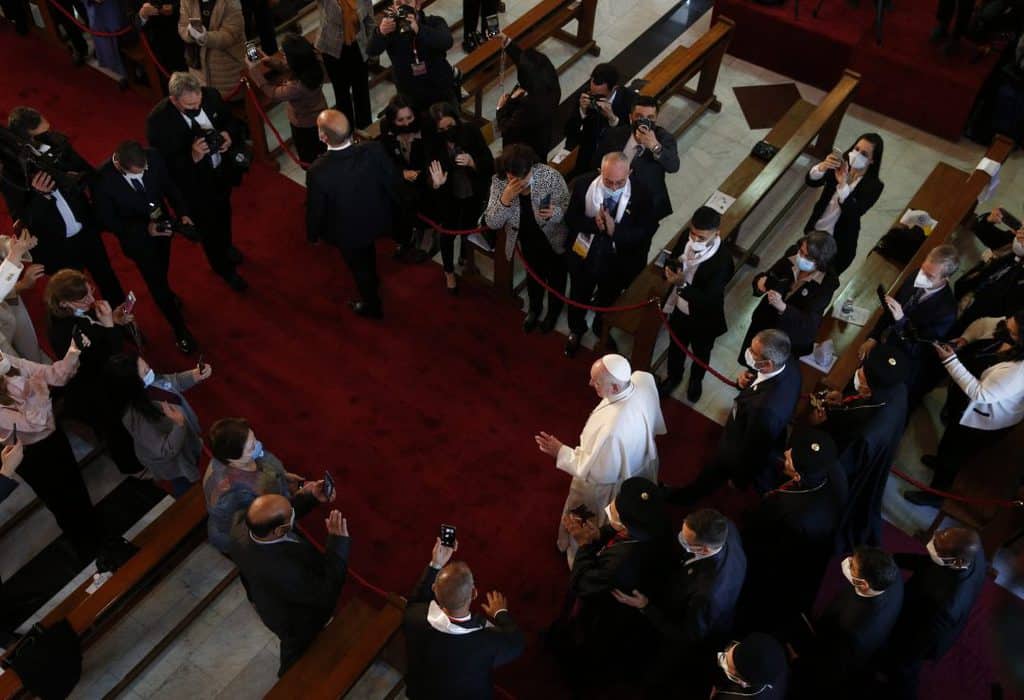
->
[805,133,885,275]
[904,310,1024,508]
[378,94,430,261]
[105,352,213,497]
[739,231,840,365]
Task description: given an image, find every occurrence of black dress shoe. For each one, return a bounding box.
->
[226,246,244,264]
[349,300,383,319]
[523,312,539,333]
[686,379,703,403]
[904,490,943,508]
[539,314,558,334]
[462,31,479,53]
[920,454,940,470]
[657,376,681,398]
[223,272,248,292]
[564,333,582,358]
[175,330,198,355]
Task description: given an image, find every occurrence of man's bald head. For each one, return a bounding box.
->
[317,109,352,147]
[433,561,475,614]
[599,152,630,192]
[933,527,981,568]
[246,494,293,539]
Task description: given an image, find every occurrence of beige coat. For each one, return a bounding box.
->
[178,0,245,98]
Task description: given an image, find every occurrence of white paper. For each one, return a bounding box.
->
[831,302,872,326]
[800,346,838,373]
[900,208,938,233]
[704,190,736,214]
[551,148,572,164]
[976,157,1001,177]
[978,170,1000,205]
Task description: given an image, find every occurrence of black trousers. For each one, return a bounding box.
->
[566,256,618,336]
[17,429,100,559]
[438,199,480,273]
[937,0,974,37]
[833,228,859,275]
[291,124,324,166]
[240,0,277,53]
[188,184,237,278]
[518,224,566,319]
[43,228,126,307]
[340,244,380,310]
[322,43,372,130]
[52,0,88,56]
[665,309,716,388]
[463,0,499,32]
[126,236,187,336]
[0,0,29,34]
[931,418,1012,491]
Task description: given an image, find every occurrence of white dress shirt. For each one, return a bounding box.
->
[180,108,222,168]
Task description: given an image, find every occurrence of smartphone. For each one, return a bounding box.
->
[188,16,201,27]
[9,424,17,445]
[876,284,888,309]
[831,146,844,162]
[568,504,595,521]
[197,353,206,373]
[323,471,335,500]
[654,248,672,268]
[71,324,87,350]
[121,290,137,315]
[439,524,456,547]
[540,192,552,209]
[999,208,1022,230]
[245,41,260,62]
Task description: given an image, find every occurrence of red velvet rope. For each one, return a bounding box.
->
[138,32,171,79]
[652,306,740,389]
[890,468,1024,508]
[45,0,134,36]
[242,78,310,169]
[416,212,487,236]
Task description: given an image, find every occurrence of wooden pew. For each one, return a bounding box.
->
[552,16,736,177]
[601,70,860,372]
[265,593,406,700]
[456,0,599,122]
[0,485,209,698]
[811,135,1015,393]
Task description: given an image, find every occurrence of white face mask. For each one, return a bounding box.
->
[677,531,696,553]
[926,538,950,567]
[1013,239,1024,258]
[142,368,155,387]
[126,171,146,182]
[72,307,88,317]
[913,269,936,290]
[717,646,746,686]
[686,239,708,254]
[744,348,761,372]
[603,503,624,530]
[0,354,10,376]
[853,370,865,394]
[848,150,869,171]
[796,254,816,272]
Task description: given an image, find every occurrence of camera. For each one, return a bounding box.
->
[585,94,606,114]
[385,4,415,33]
[633,116,655,133]
[202,129,224,153]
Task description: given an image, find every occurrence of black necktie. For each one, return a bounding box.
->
[130,178,145,195]
[904,287,926,313]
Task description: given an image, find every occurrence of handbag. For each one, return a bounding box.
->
[4,619,82,699]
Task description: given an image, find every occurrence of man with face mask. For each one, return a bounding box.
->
[658,205,734,403]
[562,151,657,357]
[955,209,1024,331]
[228,493,348,676]
[882,527,986,698]
[536,353,664,566]
[94,140,198,354]
[611,508,745,696]
[739,427,848,636]
[710,632,789,700]
[665,329,800,505]
[811,346,908,549]
[789,547,902,698]
[402,537,524,699]
[146,72,248,292]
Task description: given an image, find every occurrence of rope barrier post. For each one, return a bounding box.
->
[613,285,664,372]
[239,77,280,172]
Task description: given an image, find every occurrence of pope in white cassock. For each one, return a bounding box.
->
[535,353,666,565]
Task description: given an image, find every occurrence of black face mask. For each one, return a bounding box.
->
[393,122,419,134]
[182,107,202,119]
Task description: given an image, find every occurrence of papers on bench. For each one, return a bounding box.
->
[976,156,1002,203]
[704,190,736,214]
[551,148,573,164]
[900,208,938,236]
[831,300,872,326]
[800,340,838,373]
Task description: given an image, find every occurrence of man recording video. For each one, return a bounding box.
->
[564,63,632,180]
[93,140,198,354]
[145,71,248,292]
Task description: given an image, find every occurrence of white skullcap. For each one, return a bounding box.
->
[602,354,632,382]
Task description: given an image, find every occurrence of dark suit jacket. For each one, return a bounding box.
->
[717,361,802,491]
[423,123,495,219]
[305,141,399,247]
[48,313,126,419]
[564,88,633,178]
[592,123,680,222]
[365,12,455,109]
[93,149,188,260]
[745,249,840,357]
[564,175,658,280]
[889,550,986,662]
[403,566,525,700]
[814,577,904,677]
[228,501,349,647]
[955,252,1024,328]
[804,169,884,243]
[145,88,242,204]
[665,237,734,338]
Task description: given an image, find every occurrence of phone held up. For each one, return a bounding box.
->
[540,192,552,209]
[439,524,457,547]
[323,471,335,501]
[245,41,260,63]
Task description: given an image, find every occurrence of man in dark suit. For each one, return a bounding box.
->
[306,110,399,319]
[657,206,734,403]
[146,72,247,291]
[711,632,789,700]
[562,151,657,357]
[93,140,197,353]
[861,244,959,409]
[228,487,345,677]
[667,329,801,504]
[955,210,1024,331]
[1,108,126,306]
[612,508,746,696]
[883,527,986,699]
[564,63,633,180]
[402,537,524,699]
[791,547,903,698]
[740,427,848,636]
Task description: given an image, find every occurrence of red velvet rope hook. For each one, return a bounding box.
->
[45,0,134,36]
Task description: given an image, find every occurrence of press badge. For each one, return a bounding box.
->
[572,232,592,259]
[411,61,427,76]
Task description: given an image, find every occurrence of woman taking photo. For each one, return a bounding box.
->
[804,133,884,274]
[484,143,569,333]
[245,33,328,165]
[424,101,494,294]
[105,353,213,497]
[739,231,839,362]
[378,94,429,261]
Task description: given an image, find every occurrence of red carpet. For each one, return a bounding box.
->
[714,0,1002,140]
[0,28,1018,698]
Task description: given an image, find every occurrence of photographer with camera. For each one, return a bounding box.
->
[94,140,199,354]
[367,0,456,113]
[0,108,127,307]
[738,231,839,364]
[658,206,733,403]
[147,72,248,291]
[954,209,1024,331]
[564,63,632,180]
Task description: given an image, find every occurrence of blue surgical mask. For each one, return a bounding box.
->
[604,185,626,200]
[72,308,87,317]
[796,254,816,272]
[142,369,155,387]
[251,439,264,460]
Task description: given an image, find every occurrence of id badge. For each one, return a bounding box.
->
[572,232,592,259]
[411,61,427,77]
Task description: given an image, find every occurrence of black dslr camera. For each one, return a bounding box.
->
[585,94,607,114]
[385,4,415,33]
[633,116,655,134]
[202,129,224,153]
